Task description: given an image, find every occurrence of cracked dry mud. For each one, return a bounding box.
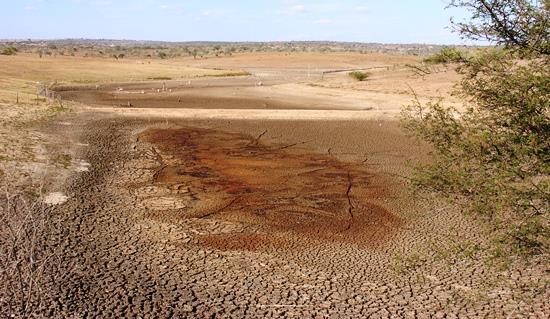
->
[138,127,401,251]
[1,51,547,318]
[27,116,547,319]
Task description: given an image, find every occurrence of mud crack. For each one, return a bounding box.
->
[344,171,355,232]
[200,196,242,219]
[150,146,167,181]
[137,127,400,250]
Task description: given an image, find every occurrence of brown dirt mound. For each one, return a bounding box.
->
[139,127,401,251]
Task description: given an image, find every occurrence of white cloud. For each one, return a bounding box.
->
[313,19,332,25]
[291,4,306,13]
[193,10,212,21]
[157,3,185,14]
[93,0,112,5]
[353,6,369,13]
[279,3,307,15]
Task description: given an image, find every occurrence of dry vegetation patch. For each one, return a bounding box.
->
[0,55,248,85]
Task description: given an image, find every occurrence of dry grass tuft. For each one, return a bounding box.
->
[0,186,63,317]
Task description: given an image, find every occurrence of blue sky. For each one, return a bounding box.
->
[1,0,471,44]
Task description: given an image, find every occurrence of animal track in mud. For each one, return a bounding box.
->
[137,127,401,251]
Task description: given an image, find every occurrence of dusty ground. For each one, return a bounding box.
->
[0,53,548,318]
[57,52,461,114]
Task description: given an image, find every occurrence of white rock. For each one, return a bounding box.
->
[43,192,69,205]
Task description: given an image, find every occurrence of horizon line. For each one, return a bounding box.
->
[0,37,482,47]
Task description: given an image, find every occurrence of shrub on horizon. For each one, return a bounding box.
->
[1,47,18,56]
[423,47,466,64]
[349,71,370,81]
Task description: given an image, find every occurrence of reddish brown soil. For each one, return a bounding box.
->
[139,127,401,251]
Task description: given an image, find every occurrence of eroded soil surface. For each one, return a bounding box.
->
[2,53,548,318]
[137,127,400,251]
[20,116,545,318]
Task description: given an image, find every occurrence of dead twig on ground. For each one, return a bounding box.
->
[276,140,311,151]
[199,196,242,219]
[0,183,62,317]
[246,129,268,147]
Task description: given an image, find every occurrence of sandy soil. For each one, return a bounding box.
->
[1,53,548,318]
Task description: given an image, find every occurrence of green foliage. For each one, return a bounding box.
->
[423,47,466,64]
[448,0,550,56]
[391,253,428,275]
[348,71,370,81]
[147,76,172,80]
[197,71,252,78]
[1,47,18,56]
[53,154,72,168]
[402,0,549,256]
[49,99,70,114]
[157,52,168,59]
[402,51,549,255]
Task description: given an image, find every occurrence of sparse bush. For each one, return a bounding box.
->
[349,71,370,81]
[1,46,18,56]
[402,0,549,256]
[158,52,168,59]
[53,154,72,168]
[423,47,466,64]
[148,76,172,80]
